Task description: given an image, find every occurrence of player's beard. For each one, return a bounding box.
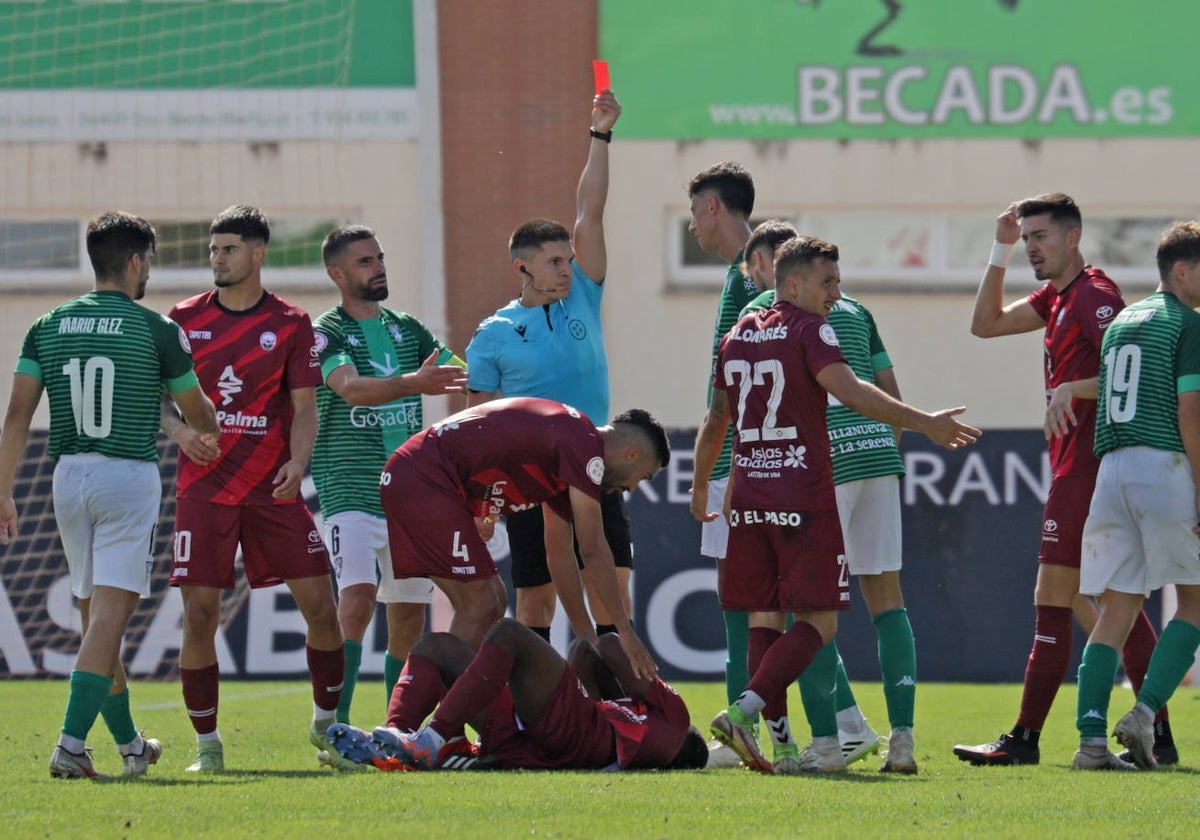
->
[358,276,389,302]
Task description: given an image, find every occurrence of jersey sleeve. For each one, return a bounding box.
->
[465,321,502,394]
[151,313,201,393]
[557,420,604,503]
[314,318,352,381]
[1175,315,1200,394]
[802,318,848,377]
[571,261,604,313]
[286,312,323,390]
[14,317,47,381]
[864,306,893,372]
[1026,283,1053,321]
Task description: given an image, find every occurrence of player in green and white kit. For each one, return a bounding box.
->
[0,211,218,779]
[1073,220,1200,771]
[739,220,915,773]
[313,225,467,725]
[684,162,762,768]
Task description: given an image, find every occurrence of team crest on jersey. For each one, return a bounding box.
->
[586,456,605,485]
[819,324,840,346]
[260,331,278,351]
[177,327,192,354]
[313,332,328,354]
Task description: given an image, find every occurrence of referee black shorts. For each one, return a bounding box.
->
[505,492,633,589]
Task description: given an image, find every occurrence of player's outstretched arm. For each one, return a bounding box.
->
[0,374,42,544]
[327,349,468,406]
[573,89,621,283]
[818,362,980,450]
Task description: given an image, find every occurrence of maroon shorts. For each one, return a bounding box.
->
[1038,471,1097,568]
[722,508,849,613]
[170,498,330,589]
[380,451,496,583]
[478,665,616,769]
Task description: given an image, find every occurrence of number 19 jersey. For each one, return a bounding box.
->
[1095,290,1200,457]
[16,290,198,462]
[716,300,846,511]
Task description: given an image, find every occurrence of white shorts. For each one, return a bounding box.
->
[699,476,730,559]
[52,454,161,599]
[836,475,903,576]
[1081,447,1200,597]
[324,510,434,604]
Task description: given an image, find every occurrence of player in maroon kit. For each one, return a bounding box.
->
[696,236,979,773]
[161,205,353,772]
[324,618,707,771]
[955,193,1177,766]
[379,397,667,682]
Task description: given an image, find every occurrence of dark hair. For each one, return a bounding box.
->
[1156,221,1200,282]
[1015,192,1082,229]
[744,219,799,263]
[322,224,376,267]
[774,235,840,281]
[667,726,710,770]
[686,162,755,218]
[210,204,271,245]
[85,210,156,280]
[509,219,571,259]
[612,408,670,468]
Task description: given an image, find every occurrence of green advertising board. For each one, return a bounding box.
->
[600,0,1193,139]
[0,0,416,141]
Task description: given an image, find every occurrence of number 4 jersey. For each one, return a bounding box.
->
[716,300,846,511]
[16,290,199,462]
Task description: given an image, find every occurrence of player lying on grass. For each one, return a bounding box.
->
[324,618,708,771]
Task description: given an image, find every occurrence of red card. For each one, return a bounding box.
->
[592,60,610,95]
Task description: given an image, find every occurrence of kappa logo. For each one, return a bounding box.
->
[216,365,243,406]
[259,331,278,351]
[1082,709,1105,720]
[347,335,362,346]
[388,324,404,344]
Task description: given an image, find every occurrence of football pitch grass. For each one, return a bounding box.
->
[4,679,1199,838]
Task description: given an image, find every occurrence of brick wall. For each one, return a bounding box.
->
[437,0,599,358]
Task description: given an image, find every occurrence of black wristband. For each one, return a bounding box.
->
[589,127,613,143]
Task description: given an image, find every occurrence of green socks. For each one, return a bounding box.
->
[1076,643,1119,739]
[62,670,113,741]
[1137,619,1200,713]
[336,639,363,725]
[723,610,750,705]
[876,607,917,729]
[100,687,137,745]
[797,640,840,738]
